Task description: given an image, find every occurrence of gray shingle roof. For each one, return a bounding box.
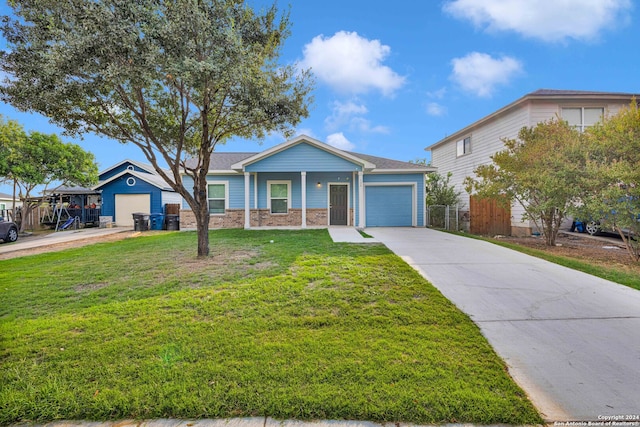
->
[183,152,257,170]
[530,89,640,97]
[346,151,429,170]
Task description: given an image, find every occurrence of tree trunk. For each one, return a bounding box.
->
[194,181,210,257]
[195,209,210,257]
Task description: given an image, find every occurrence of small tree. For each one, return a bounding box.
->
[0,117,98,231]
[580,101,640,262]
[464,118,583,246]
[1,0,313,256]
[425,172,461,206]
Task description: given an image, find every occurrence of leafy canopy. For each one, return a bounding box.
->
[580,101,640,261]
[465,118,583,246]
[1,0,314,256]
[0,116,98,230]
[425,172,461,207]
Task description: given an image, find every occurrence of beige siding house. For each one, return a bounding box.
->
[425,89,639,235]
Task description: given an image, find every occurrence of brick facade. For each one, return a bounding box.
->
[179,208,355,228]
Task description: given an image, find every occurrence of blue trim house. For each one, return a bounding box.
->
[180,135,433,229]
[94,160,182,227]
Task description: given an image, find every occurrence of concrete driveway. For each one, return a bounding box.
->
[0,227,133,258]
[367,227,640,422]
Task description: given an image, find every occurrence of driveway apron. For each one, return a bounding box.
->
[367,227,640,422]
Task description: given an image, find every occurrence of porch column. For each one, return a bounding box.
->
[358,171,365,228]
[253,173,258,209]
[301,171,307,228]
[244,172,251,229]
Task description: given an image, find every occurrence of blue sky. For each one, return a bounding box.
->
[1,0,638,194]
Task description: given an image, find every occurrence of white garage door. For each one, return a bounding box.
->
[115,194,151,227]
[365,185,413,227]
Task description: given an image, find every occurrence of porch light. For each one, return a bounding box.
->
[317,182,322,187]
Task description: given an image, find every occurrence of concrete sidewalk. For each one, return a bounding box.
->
[328,227,378,243]
[11,417,521,427]
[367,227,640,422]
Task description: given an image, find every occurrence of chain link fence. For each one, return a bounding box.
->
[426,204,461,231]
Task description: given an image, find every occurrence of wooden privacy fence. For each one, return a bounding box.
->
[470,195,511,236]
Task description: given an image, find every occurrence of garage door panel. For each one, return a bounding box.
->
[366,186,412,227]
[115,194,151,227]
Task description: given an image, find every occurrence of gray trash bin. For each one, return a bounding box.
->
[165,214,180,231]
[132,213,150,231]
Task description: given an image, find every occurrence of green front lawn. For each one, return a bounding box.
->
[0,230,541,425]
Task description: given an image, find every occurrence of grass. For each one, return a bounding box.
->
[455,232,640,291]
[356,229,374,238]
[0,229,542,425]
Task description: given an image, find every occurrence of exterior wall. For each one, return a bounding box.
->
[179,153,423,229]
[245,142,362,172]
[430,97,635,234]
[179,208,352,228]
[100,173,161,218]
[430,105,531,214]
[161,191,183,209]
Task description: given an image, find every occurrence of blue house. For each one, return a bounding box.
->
[94,160,182,227]
[180,135,433,229]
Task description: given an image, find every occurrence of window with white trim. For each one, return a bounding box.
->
[456,136,471,157]
[561,107,604,132]
[267,180,290,214]
[207,182,227,214]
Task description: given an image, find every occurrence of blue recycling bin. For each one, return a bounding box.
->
[149,213,164,230]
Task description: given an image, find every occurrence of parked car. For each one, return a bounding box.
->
[0,219,19,243]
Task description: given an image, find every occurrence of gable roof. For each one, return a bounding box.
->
[98,158,157,176]
[426,89,640,151]
[93,169,174,191]
[183,135,430,173]
[230,135,378,171]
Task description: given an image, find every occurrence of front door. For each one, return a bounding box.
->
[329,184,348,225]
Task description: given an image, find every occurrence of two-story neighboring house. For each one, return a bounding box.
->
[425,89,639,236]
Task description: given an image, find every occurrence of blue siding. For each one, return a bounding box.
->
[100,162,154,181]
[256,172,300,208]
[366,186,413,226]
[227,175,246,209]
[181,174,250,210]
[100,173,160,218]
[245,143,362,172]
[306,172,353,209]
[181,175,194,209]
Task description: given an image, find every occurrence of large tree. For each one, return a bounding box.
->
[1,0,313,256]
[0,117,98,231]
[580,101,640,262]
[464,118,584,246]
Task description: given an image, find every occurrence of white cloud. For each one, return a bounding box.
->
[450,52,523,97]
[325,100,368,130]
[426,102,447,117]
[325,100,389,134]
[443,0,632,42]
[300,31,406,96]
[326,132,355,151]
[350,117,389,134]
